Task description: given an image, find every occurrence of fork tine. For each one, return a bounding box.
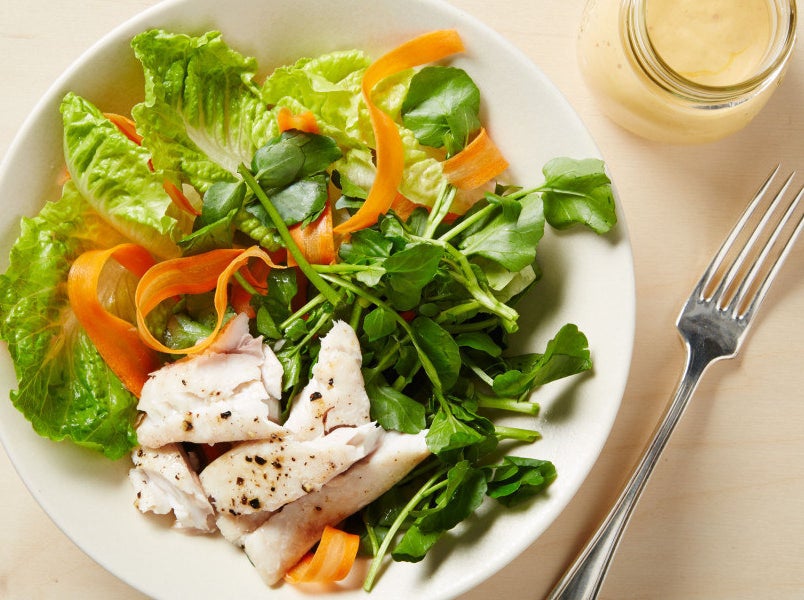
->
[714,170,795,306]
[737,185,804,321]
[696,165,781,300]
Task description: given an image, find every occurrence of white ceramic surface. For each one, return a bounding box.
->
[0,0,635,598]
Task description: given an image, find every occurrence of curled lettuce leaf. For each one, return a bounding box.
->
[0,182,138,459]
[131,29,278,191]
[61,93,188,258]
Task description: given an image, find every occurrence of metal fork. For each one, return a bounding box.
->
[547,167,804,600]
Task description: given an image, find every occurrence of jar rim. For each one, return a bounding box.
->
[623,0,798,103]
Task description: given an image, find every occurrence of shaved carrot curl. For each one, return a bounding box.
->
[277,106,320,134]
[163,179,201,216]
[104,112,143,145]
[135,246,278,355]
[442,127,509,190]
[67,244,160,397]
[333,29,464,236]
[288,202,336,267]
[284,525,360,584]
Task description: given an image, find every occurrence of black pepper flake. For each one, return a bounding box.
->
[249,498,261,509]
[220,411,232,419]
[240,495,248,505]
[236,477,244,486]
[328,377,334,386]
[254,455,267,466]
[183,420,194,431]
[245,456,253,463]
[314,505,322,512]
[272,460,282,469]
[310,391,323,401]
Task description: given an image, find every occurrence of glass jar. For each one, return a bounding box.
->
[577,0,797,143]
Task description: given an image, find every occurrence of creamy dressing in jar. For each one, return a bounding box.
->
[577,0,796,143]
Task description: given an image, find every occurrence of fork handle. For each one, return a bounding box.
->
[546,345,712,600]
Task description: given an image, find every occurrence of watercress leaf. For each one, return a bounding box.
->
[401,66,481,154]
[486,456,557,507]
[418,460,488,532]
[339,228,392,264]
[367,382,426,434]
[251,130,342,189]
[540,157,617,233]
[276,346,303,392]
[455,332,502,357]
[391,525,442,563]
[411,317,461,391]
[163,314,213,349]
[268,174,328,225]
[363,307,398,342]
[256,305,281,339]
[178,208,238,255]
[493,323,592,396]
[199,180,246,225]
[426,405,485,455]
[384,244,444,310]
[459,192,545,272]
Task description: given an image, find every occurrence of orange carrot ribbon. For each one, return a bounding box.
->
[284,525,360,584]
[333,29,465,235]
[277,106,320,134]
[135,246,278,355]
[288,202,336,267]
[442,127,509,190]
[67,244,160,397]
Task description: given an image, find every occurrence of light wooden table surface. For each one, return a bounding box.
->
[1,1,802,599]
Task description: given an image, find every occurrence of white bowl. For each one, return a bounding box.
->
[0,0,635,598]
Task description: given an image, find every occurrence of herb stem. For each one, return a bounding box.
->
[319,273,443,392]
[476,395,541,415]
[422,182,456,239]
[363,467,448,592]
[238,163,342,306]
[279,293,326,330]
[495,425,541,443]
[437,202,496,244]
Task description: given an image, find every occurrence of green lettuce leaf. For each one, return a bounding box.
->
[0,182,139,459]
[131,29,278,191]
[262,50,445,207]
[61,92,187,258]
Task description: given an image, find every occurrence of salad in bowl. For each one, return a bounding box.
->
[0,1,634,598]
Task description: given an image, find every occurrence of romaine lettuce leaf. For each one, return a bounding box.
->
[131,29,278,191]
[0,182,139,459]
[61,93,187,259]
[262,50,445,207]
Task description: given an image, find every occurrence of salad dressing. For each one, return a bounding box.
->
[577,0,796,143]
[645,0,773,87]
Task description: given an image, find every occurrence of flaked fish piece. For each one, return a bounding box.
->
[243,430,431,585]
[200,422,382,517]
[216,511,273,548]
[136,313,284,447]
[128,444,216,533]
[283,320,371,440]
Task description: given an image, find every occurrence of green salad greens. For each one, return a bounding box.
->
[0,28,617,585]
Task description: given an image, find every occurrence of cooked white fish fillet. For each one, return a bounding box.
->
[136,313,284,447]
[216,511,273,548]
[283,320,371,440]
[243,430,431,585]
[200,422,382,517]
[128,444,216,533]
